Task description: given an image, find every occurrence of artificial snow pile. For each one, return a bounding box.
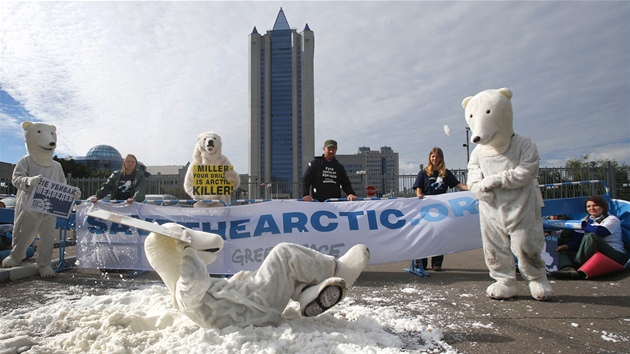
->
[0,285,456,353]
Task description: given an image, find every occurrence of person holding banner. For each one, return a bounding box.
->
[412,147,468,271]
[91,154,145,203]
[302,139,357,202]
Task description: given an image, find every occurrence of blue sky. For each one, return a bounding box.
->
[1,1,628,174]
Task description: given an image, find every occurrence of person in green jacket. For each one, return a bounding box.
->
[91,154,145,203]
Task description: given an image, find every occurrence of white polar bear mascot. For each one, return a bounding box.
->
[2,122,80,277]
[184,132,240,208]
[143,224,370,328]
[462,88,553,301]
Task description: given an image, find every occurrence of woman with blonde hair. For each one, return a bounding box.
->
[412,147,468,271]
[91,154,145,203]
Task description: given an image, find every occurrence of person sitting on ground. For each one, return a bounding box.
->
[551,196,628,280]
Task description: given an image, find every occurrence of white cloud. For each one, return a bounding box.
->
[0,1,628,174]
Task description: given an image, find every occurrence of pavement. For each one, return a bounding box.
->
[1,246,629,353]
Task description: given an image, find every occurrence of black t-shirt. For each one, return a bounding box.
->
[116,173,134,200]
[412,169,460,196]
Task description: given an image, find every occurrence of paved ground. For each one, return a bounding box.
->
[1,247,629,353]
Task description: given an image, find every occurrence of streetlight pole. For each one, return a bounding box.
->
[463,127,471,163]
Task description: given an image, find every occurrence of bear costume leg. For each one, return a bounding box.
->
[481,214,553,301]
[176,242,344,328]
[35,216,57,277]
[146,235,369,328]
[2,210,57,277]
[510,226,553,301]
[480,218,519,299]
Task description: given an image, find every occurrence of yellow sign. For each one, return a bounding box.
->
[192,165,234,195]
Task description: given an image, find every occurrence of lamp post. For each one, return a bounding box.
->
[463,127,471,163]
[356,170,366,197]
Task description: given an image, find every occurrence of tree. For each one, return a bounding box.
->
[565,154,630,201]
[53,155,97,178]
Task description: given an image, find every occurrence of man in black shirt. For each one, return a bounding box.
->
[301,139,357,202]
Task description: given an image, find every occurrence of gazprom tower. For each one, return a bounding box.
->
[248,8,315,198]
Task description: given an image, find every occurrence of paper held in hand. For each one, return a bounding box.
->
[87,209,191,243]
[27,176,79,218]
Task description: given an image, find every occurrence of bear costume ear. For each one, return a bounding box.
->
[22,121,33,130]
[497,87,512,99]
[462,96,473,109]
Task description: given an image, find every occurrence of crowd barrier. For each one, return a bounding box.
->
[2,180,628,278]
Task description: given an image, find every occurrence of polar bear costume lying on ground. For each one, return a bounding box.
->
[2,122,80,277]
[144,224,370,328]
[462,88,553,301]
[184,132,240,208]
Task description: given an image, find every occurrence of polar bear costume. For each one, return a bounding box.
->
[462,88,553,301]
[144,224,370,328]
[2,122,79,277]
[184,132,240,208]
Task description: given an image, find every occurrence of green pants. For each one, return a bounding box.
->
[557,233,629,270]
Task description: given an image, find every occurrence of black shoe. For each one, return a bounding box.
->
[551,267,583,280]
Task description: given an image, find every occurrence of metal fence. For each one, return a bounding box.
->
[62,164,629,202]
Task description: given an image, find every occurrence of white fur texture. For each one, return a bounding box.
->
[183,131,240,206]
[144,239,357,328]
[2,122,68,277]
[463,89,552,301]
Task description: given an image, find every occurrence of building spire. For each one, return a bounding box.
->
[273,7,290,30]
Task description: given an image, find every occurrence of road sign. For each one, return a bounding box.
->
[366,185,377,197]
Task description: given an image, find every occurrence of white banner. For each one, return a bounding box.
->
[75,192,483,274]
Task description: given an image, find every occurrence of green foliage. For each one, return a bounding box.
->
[564,154,630,201]
[565,154,622,169]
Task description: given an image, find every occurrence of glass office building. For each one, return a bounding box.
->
[249,8,315,198]
[73,145,146,174]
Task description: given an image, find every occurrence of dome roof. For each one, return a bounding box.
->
[85,145,122,160]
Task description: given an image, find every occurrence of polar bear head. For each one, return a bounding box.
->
[23,121,57,167]
[192,131,223,164]
[462,88,514,156]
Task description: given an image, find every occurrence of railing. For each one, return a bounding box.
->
[62,165,628,202]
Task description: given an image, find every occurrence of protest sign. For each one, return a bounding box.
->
[27,177,78,218]
[191,165,235,195]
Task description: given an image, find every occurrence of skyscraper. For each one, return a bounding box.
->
[249,8,315,198]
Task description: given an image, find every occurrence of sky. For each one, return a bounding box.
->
[0,1,628,175]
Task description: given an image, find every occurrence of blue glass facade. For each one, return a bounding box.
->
[249,8,314,198]
[269,27,294,188]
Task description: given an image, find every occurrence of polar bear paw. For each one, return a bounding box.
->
[2,254,20,268]
[486,281,518,300]
[334,244,370,287]
[39,265,56,278]
[529,278,553,301]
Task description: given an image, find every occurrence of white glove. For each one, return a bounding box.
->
[225,170,239,184]
[73,189,81,199]
[480,175,502,192]
[27,175,43,188]
[476,190,495,204]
